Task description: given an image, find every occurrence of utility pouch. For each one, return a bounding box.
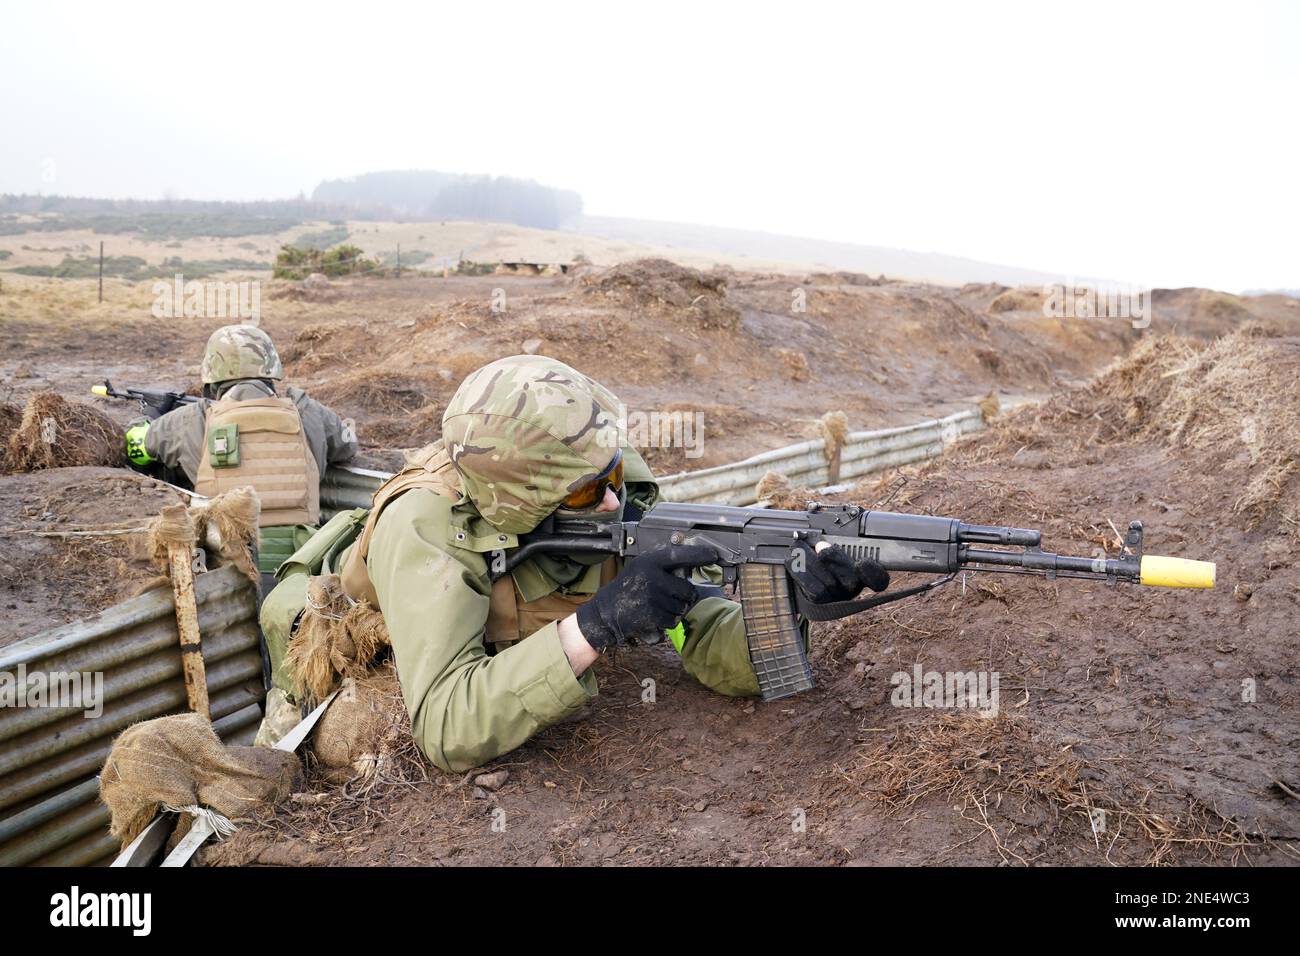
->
[207,423,240,468]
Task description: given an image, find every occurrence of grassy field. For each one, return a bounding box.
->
[0,216,885,282]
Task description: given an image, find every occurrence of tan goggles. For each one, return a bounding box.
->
[561,452,625,510]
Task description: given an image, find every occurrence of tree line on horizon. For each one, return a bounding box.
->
[311,170,583,230]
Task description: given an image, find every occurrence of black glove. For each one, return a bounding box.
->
[576,544,720,651]
[785,541,889,604]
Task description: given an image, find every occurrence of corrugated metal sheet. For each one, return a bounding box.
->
[319,408,985,513]
[654,409,982,505]
[0,563,263,867]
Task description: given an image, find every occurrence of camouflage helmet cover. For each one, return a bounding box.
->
[442,355,623,534]
[200,325,284,385]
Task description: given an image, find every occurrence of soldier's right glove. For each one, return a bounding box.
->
[575,544,720,652]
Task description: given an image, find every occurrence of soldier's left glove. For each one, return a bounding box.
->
[125,422,155,468]
[785,541,889,604]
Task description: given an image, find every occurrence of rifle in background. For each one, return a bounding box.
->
[91,380,199,420]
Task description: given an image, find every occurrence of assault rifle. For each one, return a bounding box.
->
[488,502,1216,701]
[91,380,199,420]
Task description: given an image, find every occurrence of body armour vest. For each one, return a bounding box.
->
[194,394,320,528]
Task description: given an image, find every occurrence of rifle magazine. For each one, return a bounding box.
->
[739,563,815,701]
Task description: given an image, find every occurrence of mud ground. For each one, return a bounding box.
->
[0,467,186,645]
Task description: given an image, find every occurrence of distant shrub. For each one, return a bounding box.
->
[274,243,377,279]
[157,257,271,277]
[456,259,495,276]
[14,255,150,279]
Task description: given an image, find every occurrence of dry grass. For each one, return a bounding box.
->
[3,392,122,472]
[827,713,1258,865]
[776,348,811,381]
[313,368,431,417]
[987,287,1045,314]
[0,403,22,449]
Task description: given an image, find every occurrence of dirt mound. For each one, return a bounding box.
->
[356,402,441,451]
[1151,288,1254,337]
[987,287,1046,313]
[313,368,431,418]
[808,271,885,286]
[978,326,1300,529]
[0,468,190,646]
[581,258,740,330]
[0,403,21,449]
[279,323,354,375]
[3,392,122,473]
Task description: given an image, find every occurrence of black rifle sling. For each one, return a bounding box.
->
[793,573,956,621]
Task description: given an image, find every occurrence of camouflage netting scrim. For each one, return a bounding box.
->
[441,354,624,534]
[285,574,390,699]
[201,324,285,384]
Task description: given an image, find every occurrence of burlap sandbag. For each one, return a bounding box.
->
[311,668,414,785]
[99,712,303,846]
[144,488,262,586]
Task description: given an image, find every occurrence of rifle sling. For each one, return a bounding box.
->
[793,572,956,621]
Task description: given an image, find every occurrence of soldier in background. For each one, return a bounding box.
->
[124,324,359,590]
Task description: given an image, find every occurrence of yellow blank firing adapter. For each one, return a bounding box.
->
[1139,555,1216,589]
[91,384,108,397]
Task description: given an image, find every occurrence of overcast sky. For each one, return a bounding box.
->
[2,1,1295,291]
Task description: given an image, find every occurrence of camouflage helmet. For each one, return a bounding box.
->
[442,355,623,534]
[200,325,284,385]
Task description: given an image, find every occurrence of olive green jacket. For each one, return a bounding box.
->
[364,487,760,773]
